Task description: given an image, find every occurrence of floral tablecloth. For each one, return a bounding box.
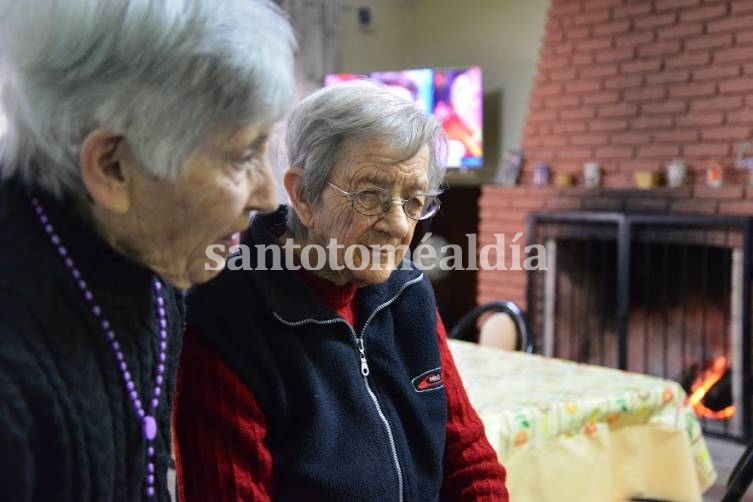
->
[449,339,717,502]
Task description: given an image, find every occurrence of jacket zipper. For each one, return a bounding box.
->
[273,273,424,502]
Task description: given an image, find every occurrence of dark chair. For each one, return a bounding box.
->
[630,439,753,502]
[448,301,533,353]
[721,441,753,502]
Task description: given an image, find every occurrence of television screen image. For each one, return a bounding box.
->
[370,69,434,114]
[433,67,483,168]
[324,66,483,169]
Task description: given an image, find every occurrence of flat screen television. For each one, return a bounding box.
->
[324,66,483,169]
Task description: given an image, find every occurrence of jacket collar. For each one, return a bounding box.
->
[242,206,423,325]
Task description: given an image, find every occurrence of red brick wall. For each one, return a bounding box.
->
[478,0,753,308]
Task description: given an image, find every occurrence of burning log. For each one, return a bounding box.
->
[682,356,735,420]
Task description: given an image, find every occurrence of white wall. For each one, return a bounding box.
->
[334,0,549,175]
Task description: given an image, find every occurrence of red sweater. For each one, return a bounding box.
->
[174,273,508,501]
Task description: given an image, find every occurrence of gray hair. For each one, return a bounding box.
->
[0,0,296,197]
[285,79,447,239]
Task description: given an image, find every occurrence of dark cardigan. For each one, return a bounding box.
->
[0,179,184,501]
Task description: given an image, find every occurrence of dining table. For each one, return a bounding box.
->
[448,339,718,502]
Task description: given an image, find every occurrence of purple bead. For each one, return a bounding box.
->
[159,319,167,329]
[153,387,161,398]
[160,341,167,351]
[112,341,120,351]
[44,224,53,234]
[151,398,159,409]
[126,381,134,391]
[115,351,124,362]
[160,330,167,340]
[137,408,145,419]
[64,257,73,268]
[101,320,110,330]
[157,297,164,307]
[148,474,154,485]
[147,462,155,474]
[158,307,165,318]
[159,352,166,363]
[92,306,101,316]
[84,291,93,301]
[148,446,155,457]
[156,375,163,385]
[57,246,67,257]
[142,415,157,440]
[146,486,154,497]
[129,390,139,402]
[51,235,60,245]
[157,364,165,374]
[71,268,80,279]
[154,281,162,292]
[40,214,47,224]
[78,279,87,290]
[119,361,127,373]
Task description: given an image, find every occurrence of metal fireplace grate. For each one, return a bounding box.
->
[526,211,753,443]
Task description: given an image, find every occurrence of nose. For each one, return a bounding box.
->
[245,159,278,213]
[373,200,412,239]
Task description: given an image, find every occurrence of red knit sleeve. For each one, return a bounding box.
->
[437,315,509,501]
[173,335,273,502]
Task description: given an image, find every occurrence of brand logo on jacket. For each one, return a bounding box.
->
[412,367,444,392]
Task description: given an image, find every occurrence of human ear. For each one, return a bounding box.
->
[79,129,130,214]
[283,167,314,226]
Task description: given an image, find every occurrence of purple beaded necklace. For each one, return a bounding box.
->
[30,195,168,499]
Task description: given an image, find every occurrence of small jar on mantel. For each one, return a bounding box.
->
[706,160,724,188]
[666,159,687,188]
[533,162,550,187]
[583,161,601,188]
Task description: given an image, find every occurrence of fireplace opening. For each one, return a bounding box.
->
[552,241,732,376]
[527,212,752,441]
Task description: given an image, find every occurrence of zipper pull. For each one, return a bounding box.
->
[356,338,370,376]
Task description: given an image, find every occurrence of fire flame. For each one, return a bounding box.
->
[687,356,735,420]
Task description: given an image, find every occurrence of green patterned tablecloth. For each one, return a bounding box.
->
[449,339,717,497]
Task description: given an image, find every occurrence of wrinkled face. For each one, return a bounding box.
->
[306,140,430,287]
[116,123,277,288]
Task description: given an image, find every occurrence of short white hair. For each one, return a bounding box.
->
[0,0,297,196]
[285,79,447,239]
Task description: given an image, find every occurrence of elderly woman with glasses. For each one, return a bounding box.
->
[0,1,294,500]
[174,81,508,501]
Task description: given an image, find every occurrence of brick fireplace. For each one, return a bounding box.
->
[475,0,753,441]
[478,0,753,308]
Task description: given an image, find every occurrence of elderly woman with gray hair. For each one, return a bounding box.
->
[175,80,509,501]
[0,1,295,500]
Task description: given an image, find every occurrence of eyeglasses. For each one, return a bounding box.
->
[327,182,442,221]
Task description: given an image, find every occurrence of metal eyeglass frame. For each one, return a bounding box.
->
[326,181,442,221]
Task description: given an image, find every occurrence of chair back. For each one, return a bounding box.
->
[449,301,533,353]
[478,313,518,351]
[721,440,753,502]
